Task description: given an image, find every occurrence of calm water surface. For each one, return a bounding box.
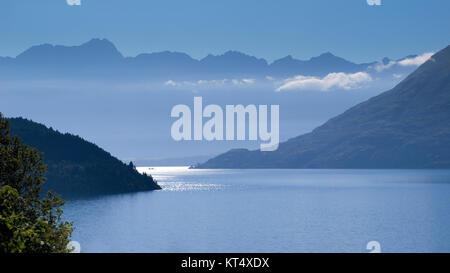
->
[63,167,450,253]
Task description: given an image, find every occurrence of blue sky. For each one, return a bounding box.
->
[1,0,449,62]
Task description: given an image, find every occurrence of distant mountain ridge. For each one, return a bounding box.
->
[8,117,161,197]
[0,38,416,81]
[133,154,216,167]
[270,52,374,77]
[16,38,124,64]
[198,45,450,169]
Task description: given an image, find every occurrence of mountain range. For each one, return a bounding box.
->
[0,38,417,81]
[198,45,450,169]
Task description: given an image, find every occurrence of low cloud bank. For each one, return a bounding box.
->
[276,72,372,92]
[164,78,256,88]
[67,0,81,6]
[372,52,434,72]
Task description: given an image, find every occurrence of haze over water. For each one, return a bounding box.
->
[63,167,450,253]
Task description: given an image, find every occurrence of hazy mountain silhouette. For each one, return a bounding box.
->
[270,52,374,77]
[198,45,450,169]
[0,38,415,81]
[8,117,160,197]
[16,38,123,65]
[2,39,125,79]
[199,50,269,76]
[133,154,216,167]
[125,51,200,79]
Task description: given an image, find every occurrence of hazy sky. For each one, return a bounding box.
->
[1,0,449,62]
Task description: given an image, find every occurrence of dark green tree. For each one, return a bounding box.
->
[0,113,73,253]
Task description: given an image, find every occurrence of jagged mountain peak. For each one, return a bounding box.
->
[16,38,123,62]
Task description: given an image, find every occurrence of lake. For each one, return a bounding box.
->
[63,167,450,253]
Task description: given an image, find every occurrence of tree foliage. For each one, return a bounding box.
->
[0,113,73,253]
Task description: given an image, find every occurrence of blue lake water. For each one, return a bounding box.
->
[63,167,450,253]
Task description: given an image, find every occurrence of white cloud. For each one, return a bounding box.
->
[366,0,381,6]
[241,78,255,84]
[276,72,372,92]
[373,61,396,72]
[397,52,434,67]
[164,80,177,87]
[371,52,434,72]
[164,78,256,88]
[67,0,81,6]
